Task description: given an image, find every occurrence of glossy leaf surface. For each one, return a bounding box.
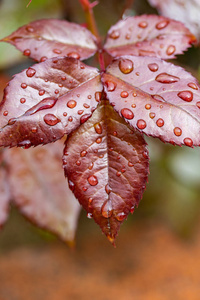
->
[102,55,200,147]
[4,140,81,242]
[63,102,149,242]
[148,0,200,42]
[2,19,97,61]
[0,57,102,147]
[104,15,196,59]
[0,150,10,228]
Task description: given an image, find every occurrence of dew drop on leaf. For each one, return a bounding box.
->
[8,118,16,125]
[18,140,32,149]
[145,104,151,110]
[148,63,159,72]
[68,180,75,191]
[155,73,179,84]
[80,113,92,124]
[101,200,113,218]
[76,160,81,166]
[120,91,129,98]
[80,150,87,157]
[149,112,155,119]
[87,175,98,186]
[184,137,193,147]
[174,127,182,136]
[187,82,198,90]
[67,52,80,59]
[26,25,34,32]
[156,20,169,30]
[166,45,176,56]
[142,150,149,159]
[105,184,112,194]
[138,21,148,28]
[26,67,36,77]
[31,127,37,133]
[109,30,120,39]
[115,212,126,222]
[137,119,147,129]
[3,111,8,116]
[39,89,45,96]
[20,98,26,104]
[23,49,31,56]
[94,123,102,134]
[156,118,164,127]
[43,114,60,126]
[121,108,134,119]
[105,80,116,92]
[67,100,77,108]
[53,49,62,54]
[119,59,134,74]
[196,101,200,109]
[88,162,94,170]
[178,90,193,102]
[96,137,102,143]
[87,213,93,219]
[21,83,27,89]
[95,92,102,102]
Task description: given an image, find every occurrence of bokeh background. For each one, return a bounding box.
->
[0,0,200,299]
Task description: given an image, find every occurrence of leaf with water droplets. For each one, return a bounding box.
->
[3,140,81,242]
[148,0,200,42]
[0,150,10,228]
[104,15,196,59]
[2,19,97,61]
[63,101,149,243]
[0,57,102,147]
[102,55,200,147]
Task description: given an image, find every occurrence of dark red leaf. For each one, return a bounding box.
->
[4,140,81,242]
[0,150,10,228]
[2,19,97,61]
[0,57,102,147]
[104,15,196,59]
[63,101,149,243]
[102,55,200,147]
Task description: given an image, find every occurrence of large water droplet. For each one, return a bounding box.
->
[87,175,98,186]
[67,100,77,108]
[115,212,126,222]
[187,82,198,90]
[156,118,164,127]
[137,119,146,129]
[121,108,134,119]
[105,80,116,92]
[155,73,179,84]
[94,123,102,134]
[43,114,60,126]
[148,63,159,72]
[25,98,57,116]
[156,20,169,30]
[178,90,193,102]
[174,127,182,136]
[119,59,134,74]
[101,200,113,218]
[184,137,193,147]
[26,67,36,77]
[80,113,92,124]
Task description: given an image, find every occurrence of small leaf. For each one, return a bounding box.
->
[0,150,10,228]
[2,19,98,61]
[4,140,81,242]
[0,57,102,147]
[104,15,196,59]
[63,101,149,243]
[102,55,200,147]
[148,0,200,42]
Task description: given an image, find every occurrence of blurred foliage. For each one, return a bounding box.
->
[0,0,200,248]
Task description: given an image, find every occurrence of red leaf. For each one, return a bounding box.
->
[63,101,149,243]
[102,55,200,147]
[2,19,97,61]
[4,140,81,242]
[148,0,200,42]
[0,57,102,147]
[0,150,10,228]
[104,15,196,59]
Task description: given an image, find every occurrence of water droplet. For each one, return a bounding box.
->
[80,113,91,124]
[109,30,120,39]
[23,49,31,56]
[76,160,81,166]
[58,83,63,88]
[119,58,134,74]
[88,197,93,208]
[67,100,77,108]
[131,103,136,108]
[95,91,101,102]
[67,52,80,59]
[156,20,169,30]
[128,162,134,167]
[77,110,83,115]
[130,206,135,214]
[87,175,98,186]
[39,89,45,96]
[21,83,27,89]
[31,127,37,133]
[3,111,8,116]
[121,91,129,98]
[87,213,93,219]
[149,112,155,119]
[82,186,87,192]
[188,82,198,90]
[116,171,121,177]
[174,127,182,136]
[178,90,193,102]
[105,80,116,92]
[156,118,164,127]
[137,119,146,129]
[101,200,113,218]
[166,45,176,56]
[61,76,66,81]
[53,49,62,54]
[138,21,148,28]
[26,67,36,77]
[155,73,179,84]
[54,89,59,95]
[83,103,90,108]
[115,212,126,221]
[88,162,94,170]
[105,184,112,194]
[148,63,159,72]
[135,72,140,76]
[87,95,92,99]
[184,137,193,147]
[113,131,117,136]
[26,25,34,32]
[8,118,16,125]
[121,108,134,119]
[125,34,131,40]
[68,180,75,191]
[143,150,149,159]
[94,123,102,134]
[196,102,200,109]
[80,150,87,157]
[96,137,102,143]
[145,104,151,110]
[18,140,32,149]
[20,98,26,104]
[43,114,60,126]
[68,116,73,122]
[40,56,47,62]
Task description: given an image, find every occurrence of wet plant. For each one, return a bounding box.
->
[0,0,199,244]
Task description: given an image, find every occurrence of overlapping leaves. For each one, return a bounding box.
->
[0,15,198,243]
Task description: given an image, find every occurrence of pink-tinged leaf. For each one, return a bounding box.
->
[0,57,102,147]
[148,0,200,42]
[102,55,200,147]
[104,15,196,59]
[3,140,81,242]
[0,150,10,228]
[2,19,97,61]
[63,101,149,243]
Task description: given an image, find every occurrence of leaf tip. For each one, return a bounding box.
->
[106,233,116,246]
